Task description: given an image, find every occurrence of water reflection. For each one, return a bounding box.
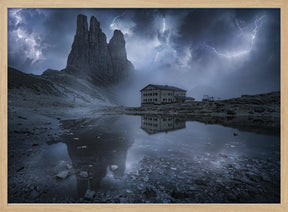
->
[40,114,279,203]
[60,116,133,199]
[141,115,186,134]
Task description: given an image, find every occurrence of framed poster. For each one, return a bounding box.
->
[0,0,287,211]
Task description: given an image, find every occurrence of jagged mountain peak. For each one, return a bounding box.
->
[76,14,88,36]
[109,30,127,60]
[89,16,101,32]
[111,29,124,39]
[65,15,134,85]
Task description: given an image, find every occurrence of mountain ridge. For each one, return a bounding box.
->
[8,14,135,106]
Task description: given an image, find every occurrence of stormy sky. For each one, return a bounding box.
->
[8,8,280,101]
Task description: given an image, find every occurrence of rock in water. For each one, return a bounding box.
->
[84,189,95,200]
[79,171,89,178]
[65,14,133,85]
[110,164,119,171]
[56,170,69,179]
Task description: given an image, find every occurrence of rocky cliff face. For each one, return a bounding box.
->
[65,14,133,85]
[108,30,134,81]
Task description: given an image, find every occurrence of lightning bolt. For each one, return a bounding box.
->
[162,17,166,33]
[153,17,168,62]
[110,10,127,30]
[205,43,252,58]
[10,9,23,25]
[9,9,45,64]
[235,19,244,32]
[206,15,265,58]
[154,52,160,62]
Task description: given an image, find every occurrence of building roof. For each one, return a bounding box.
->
[140,84,186,92]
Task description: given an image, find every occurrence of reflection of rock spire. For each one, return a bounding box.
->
[109,147,128,179]
[60,117,133,200]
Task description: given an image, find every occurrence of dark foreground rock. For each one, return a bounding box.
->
[89,154,279,203]
[9,155,279,203]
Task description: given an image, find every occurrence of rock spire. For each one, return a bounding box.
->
[65,14,133,85]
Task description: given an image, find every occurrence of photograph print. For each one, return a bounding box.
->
[8,8,280,203]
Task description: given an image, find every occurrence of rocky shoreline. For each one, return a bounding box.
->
[10,155,280,203]
[81,156,280,203]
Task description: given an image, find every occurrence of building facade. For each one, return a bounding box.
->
[140,84,186,105]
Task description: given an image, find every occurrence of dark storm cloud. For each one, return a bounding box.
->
[8,8,280,102]
[130,9,161,39]
[152,9,280,99]
[8,8,126,74]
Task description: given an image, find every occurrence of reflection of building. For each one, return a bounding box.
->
[202,95,214,102]
[141,115,186,134]
[140,84,186,105]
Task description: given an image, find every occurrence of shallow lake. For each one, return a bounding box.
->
[30,115,280,203]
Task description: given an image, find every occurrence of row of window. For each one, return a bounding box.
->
[143,98,158,102]
[143,92,185,96]
[142,123,173,127]
[143,117,158,121]
[162,118,173,121]
[143,93,158,96]
[143,122,158,127]
[163,98,173,102]
[143,98,175,102]
[161,93,173,96]
[143,117,173,122]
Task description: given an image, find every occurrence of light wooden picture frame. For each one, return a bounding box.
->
[0,0,287,211]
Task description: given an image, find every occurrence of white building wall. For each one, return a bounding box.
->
[141,87,161,104]
[141,86,186,105]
